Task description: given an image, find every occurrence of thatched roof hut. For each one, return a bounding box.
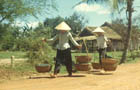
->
[75,36,96,41]
[77,26,121,40]
[74,26,123,52]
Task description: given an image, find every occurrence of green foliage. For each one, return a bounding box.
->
[43,13,88,37]
[0,22,54,51]
[0,24,29,51]
[0,0,32,23]
[44,16,64,36]
[34,23,52,38]
[65,12,88,35]
[14,38,32,51]
[25,38,54,65]
[0,24,16,50]
[1,35,15,50]
[0,0,57,23]
[129,50,140,60]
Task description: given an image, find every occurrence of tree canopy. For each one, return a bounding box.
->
[0,0,57,23]
[44,12,88,37]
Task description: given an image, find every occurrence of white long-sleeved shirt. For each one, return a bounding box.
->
[96,35,108,49]
[48,32,79,50]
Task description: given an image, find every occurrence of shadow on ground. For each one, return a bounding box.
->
[28,74,86,79]
[90,70,114,75]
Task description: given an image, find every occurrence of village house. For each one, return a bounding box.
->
[75,26,122,52]
[102,22,140,51]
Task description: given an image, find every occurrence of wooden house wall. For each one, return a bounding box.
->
[80,40,123,52]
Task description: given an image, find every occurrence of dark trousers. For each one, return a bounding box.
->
[54,48,72,75]
[97,48,106,66]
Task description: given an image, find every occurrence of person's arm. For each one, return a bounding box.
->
[47,35,59,42]
[104,36,112,47]
[42,34,58,43]
[96,37,99,49]
[104,36,108,42]
[69,32,79,46]
[68,32,82,49]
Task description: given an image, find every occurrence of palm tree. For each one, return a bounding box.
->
[120,0,134,64]
[74,0,134,64]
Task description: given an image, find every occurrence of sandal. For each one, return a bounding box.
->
[50,74,57,78]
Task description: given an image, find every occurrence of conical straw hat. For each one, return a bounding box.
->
[55,21,71,31]
[92,27,105,33]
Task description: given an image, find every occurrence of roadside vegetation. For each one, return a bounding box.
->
[1,50,140,83]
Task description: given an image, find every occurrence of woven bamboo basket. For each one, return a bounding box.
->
[103,64,117,71]
[102,58,118,71]
[75,56,92,63]
[102,58,118,65]
[75,64,91,71]
[92,62,102,69]
[35,64,52,73]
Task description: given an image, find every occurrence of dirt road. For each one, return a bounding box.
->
[0,62,140,90]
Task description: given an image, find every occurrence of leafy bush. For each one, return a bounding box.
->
[14,38,31,51]
[1,35,15,50]
[25,38,54,65]
[130,50,140,60]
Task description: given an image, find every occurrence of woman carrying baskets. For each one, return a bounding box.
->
[42,21,82,78]
[92,27,109,71]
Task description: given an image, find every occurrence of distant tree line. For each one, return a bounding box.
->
[0,12,88,51]
[0,0,87,51]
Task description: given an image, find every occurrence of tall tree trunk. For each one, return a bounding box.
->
[120,0,133,64]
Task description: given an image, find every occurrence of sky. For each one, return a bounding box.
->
[16,0,140,28]
[53,0,112,26]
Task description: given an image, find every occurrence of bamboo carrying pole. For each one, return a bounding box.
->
[83,39,89,56]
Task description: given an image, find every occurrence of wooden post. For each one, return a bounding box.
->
[11,56,15,68]
[112,48,116,58]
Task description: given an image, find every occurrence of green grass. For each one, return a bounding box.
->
[0,62,35,72]
[0,51,26,59]
[0,51,140,76]
[0,50,140,82]
[0,51,139,63]
[72,51,140,63]
[0,50,139,63]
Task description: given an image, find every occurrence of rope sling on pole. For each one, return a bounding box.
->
[75,39,91,71]
[83,39,89,56]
